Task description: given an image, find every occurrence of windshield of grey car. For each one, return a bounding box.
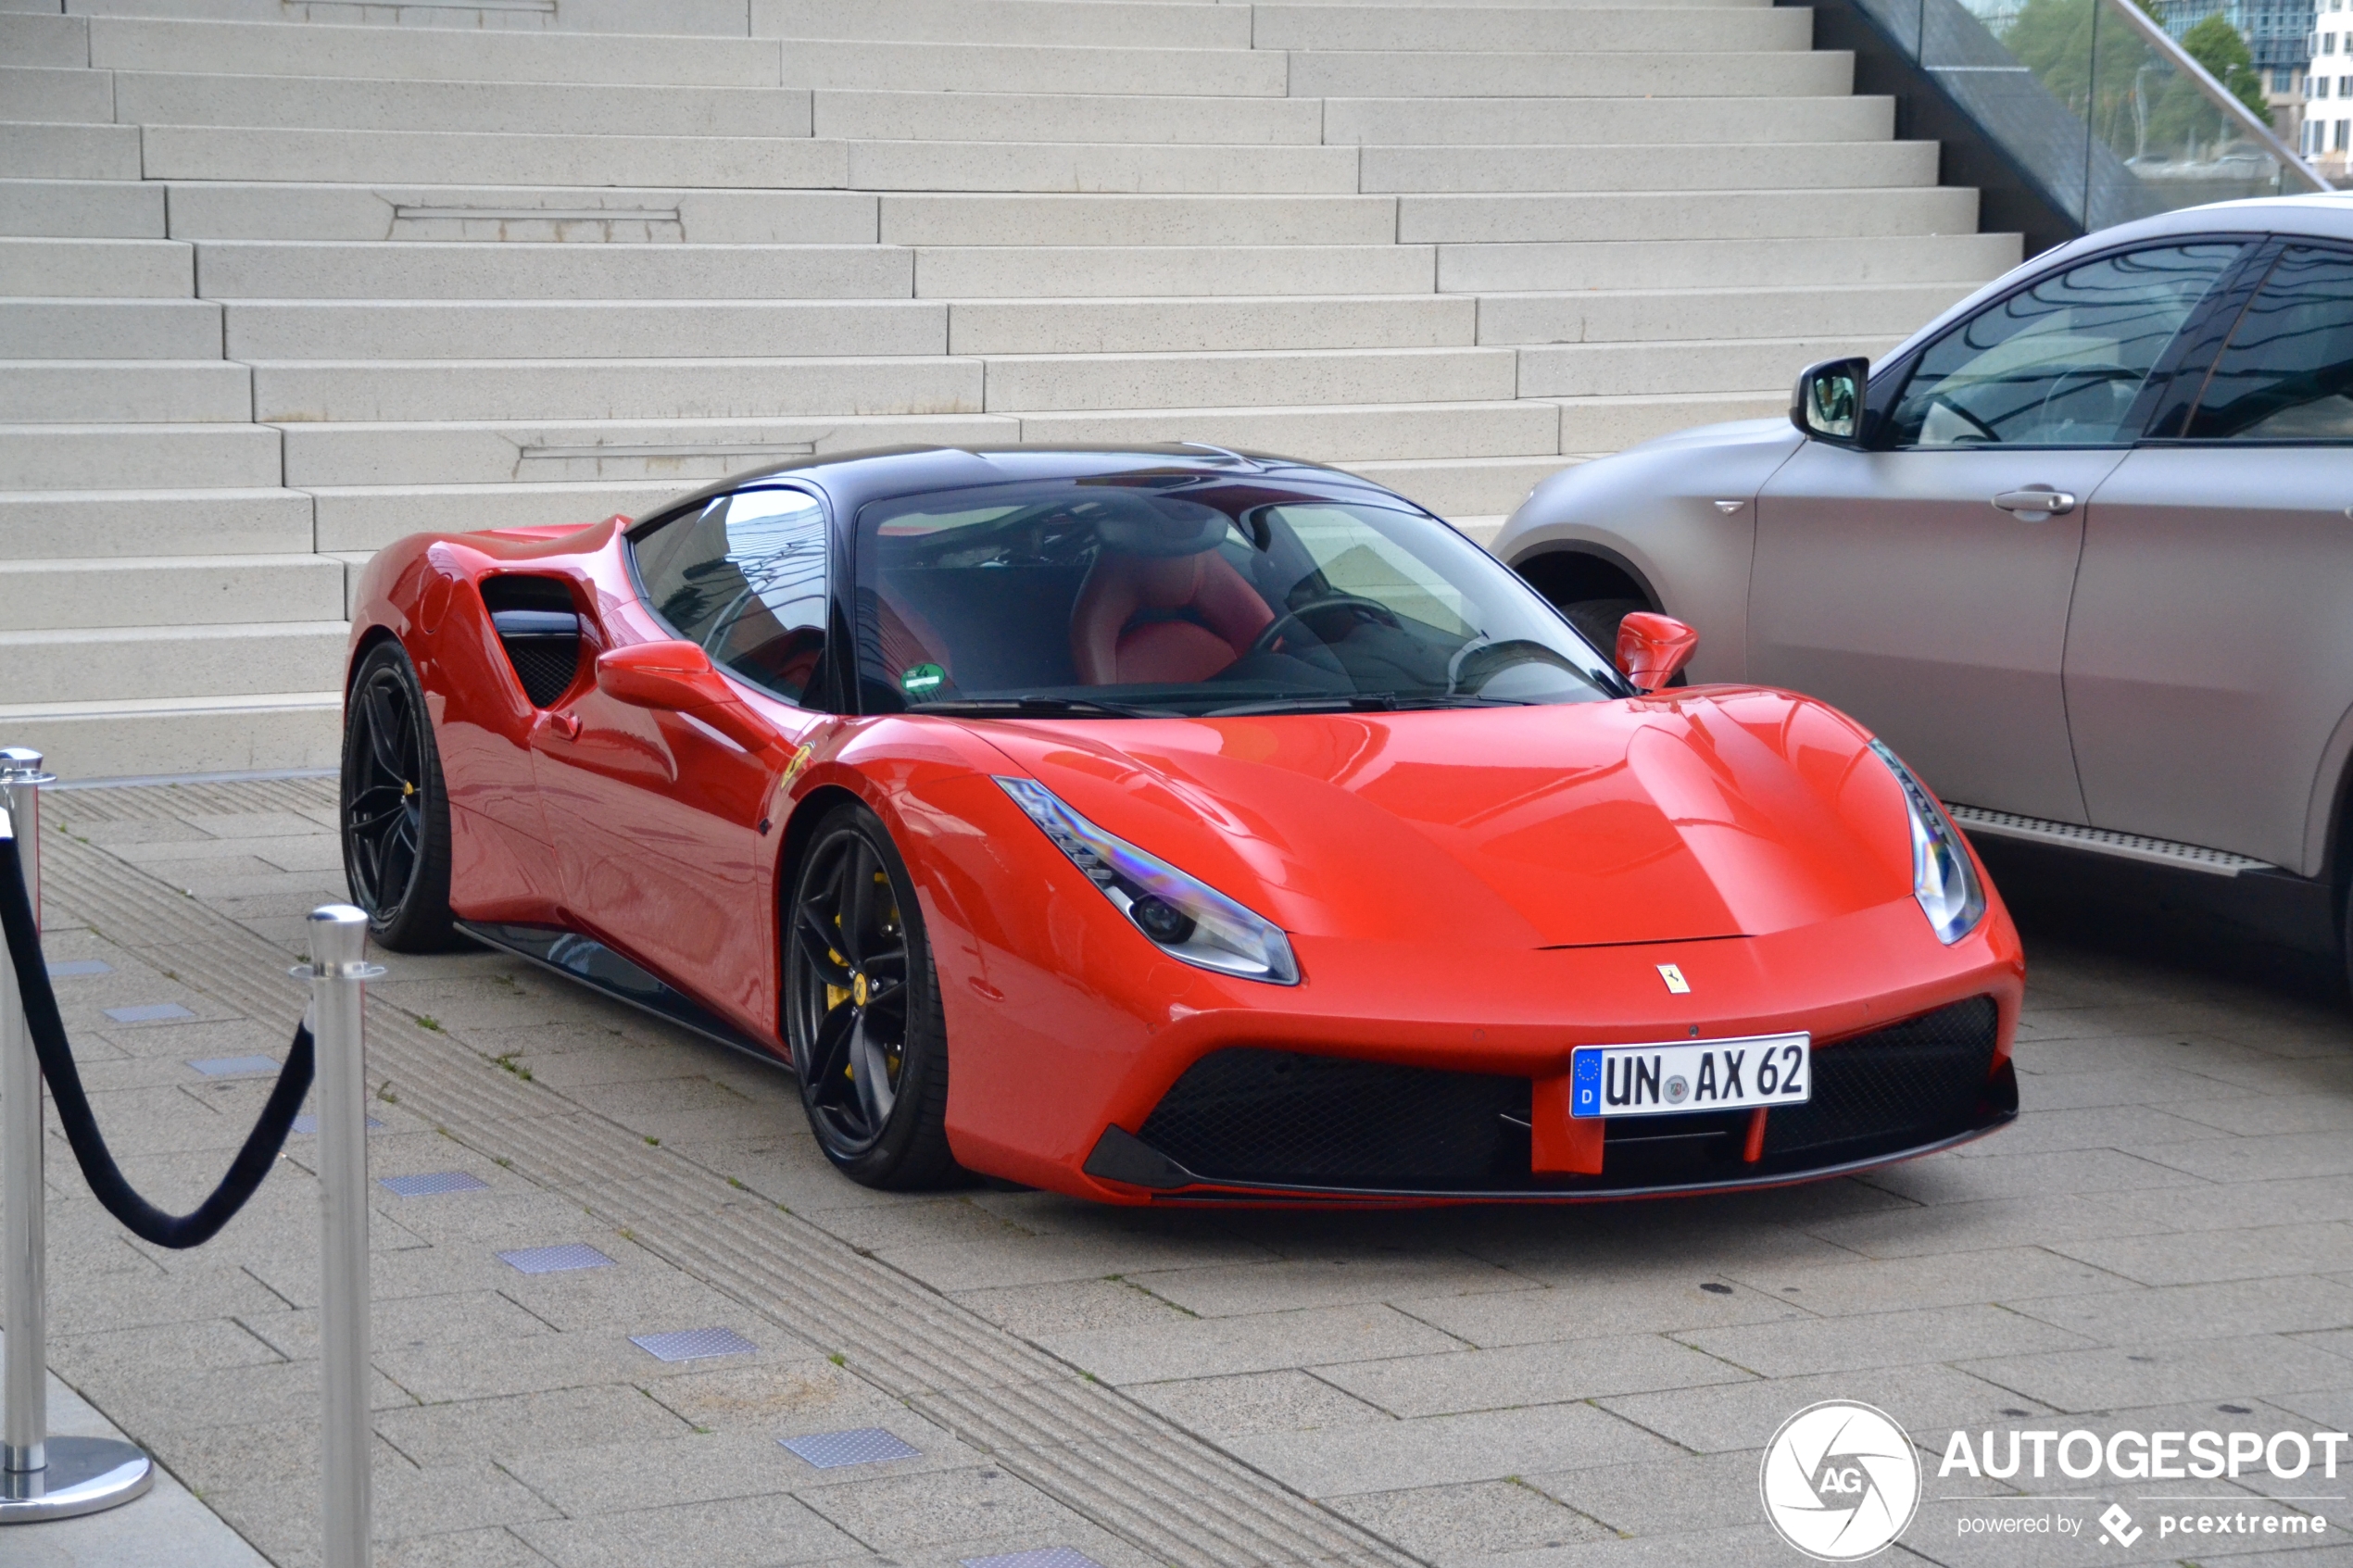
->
[849,475,1624,717]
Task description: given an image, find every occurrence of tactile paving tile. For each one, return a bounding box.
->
[378,1172,491,1198]
[188,1055,280,1077]
[629,1326,755,1362]
[961,1550,1106,1568]
[290,1114,384,1135]
[45,960,110,978]
[105,1003,193,1022]
[779,1427,921,1470]
[497,1244,614,1275]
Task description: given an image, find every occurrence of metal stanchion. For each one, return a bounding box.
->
[0,746,153,1523]
[305,905,380,1568]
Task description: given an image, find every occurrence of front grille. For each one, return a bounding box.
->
[1124,995,2007,1196]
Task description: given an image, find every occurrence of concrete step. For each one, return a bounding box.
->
[881,194,1395,246]
[777,40,1287,96]
[1476,281,1975,345]
[115,70,815,138]
[0,423,278,489]
[1286,50,1851,98]
[811,89,1321,146]
[308,477,706,550]
[0,235,188,295]
[846,140,1358,194]
[754,0,1252,48]
[165,182,875,244]
[1402,186,1980,244]
[1553,389,1787,451]
[195,240,911,298]
[0,177,164,237]
[0,690,342,783]
[948,295,1476,354]
[1363,141,1939,193]
[88,17,782,85]
[0,621,346,705]
[0,360,250,422]
[145,126,852,190]
[1340,452,1580,517]
[914,244,1435,297]
[251,356,985,421]
[1438,231,2024,292]
[1252,5,1808,51]
[0,15,88,70]
[0,119,138,181]
[70,0,754,31]
[1013,398,1561,461]
[1520,334,1906,398]
[1322,94,1894,145]
[0,487,311,558]
[282,413,1015,489]
[0,553,343,630]
[0,66,116,123]
[223,298,946,359]
[0,296,221,358]
[982,345,1516,412]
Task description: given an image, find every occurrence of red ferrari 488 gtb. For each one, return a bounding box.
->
[342,445,2021,1203]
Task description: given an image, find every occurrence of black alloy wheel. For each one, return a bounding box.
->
[784,803,957,1188]
[340,641,456,952]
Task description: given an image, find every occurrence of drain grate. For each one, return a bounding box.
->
[188,1055,280,1077]
[46,960,110,978]
[630,1326,755,1362]
[961,1550,1106,1568]
[497,1244,613,1275]
[106,1003,193,1022]
[379,1172,490,1198]
[780,1427,921,1470]
[291,1114,384,1135]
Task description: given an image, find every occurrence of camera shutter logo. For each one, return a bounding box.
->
[1760,1400,1921,1560]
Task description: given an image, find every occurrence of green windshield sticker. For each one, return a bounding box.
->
[900,663,947,696]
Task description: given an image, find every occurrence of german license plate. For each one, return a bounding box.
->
[1568,1034,1811,1118]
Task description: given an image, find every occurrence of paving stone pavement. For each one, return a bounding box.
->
[3,773,2350,1568]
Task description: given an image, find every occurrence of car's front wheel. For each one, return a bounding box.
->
[784,802,958,1188]
[339,640,457,952]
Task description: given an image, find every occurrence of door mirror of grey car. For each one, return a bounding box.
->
[1792,357,1870,448]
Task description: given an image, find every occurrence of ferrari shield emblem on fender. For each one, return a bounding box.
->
[1656,962,1691,994]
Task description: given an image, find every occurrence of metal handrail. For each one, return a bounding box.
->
[2097,0,2334,193]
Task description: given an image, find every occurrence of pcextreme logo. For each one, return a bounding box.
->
[1760,1400,1921,1561]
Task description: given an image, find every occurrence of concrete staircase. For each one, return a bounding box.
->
[0,0,2022,780]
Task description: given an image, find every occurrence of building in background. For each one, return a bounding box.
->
[2156,0,2315,142]
[2307,0,2351,174]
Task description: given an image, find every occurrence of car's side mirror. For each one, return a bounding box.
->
[1792,356,1870,447]
[1616,612,1699,694]
[595,640,773,751]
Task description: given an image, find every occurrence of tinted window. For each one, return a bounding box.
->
[628,487,831,705]
[2185,245,2353,441]
[853,475,1620,716]
[1888,244,2241,447]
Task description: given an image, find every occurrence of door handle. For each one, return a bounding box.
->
[548,712,581,741]
[1992,489,2077,517]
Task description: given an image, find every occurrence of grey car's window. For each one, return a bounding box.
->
[628,487,831,705]
[1887,244,2242,448]
[2184,245,2353,442]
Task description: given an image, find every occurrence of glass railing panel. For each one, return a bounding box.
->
[2082,0,2296,227]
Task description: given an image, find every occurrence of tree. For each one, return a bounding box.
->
[2179,12,2272,125]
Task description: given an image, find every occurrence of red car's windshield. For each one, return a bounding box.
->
[851,475,1622,717]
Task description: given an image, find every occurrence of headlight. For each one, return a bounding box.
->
[996,777,1301,985]
[1870,740,1986,945]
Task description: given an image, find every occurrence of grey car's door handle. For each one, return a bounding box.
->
[1992,489,2077,516]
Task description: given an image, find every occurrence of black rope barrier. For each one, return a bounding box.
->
[0,831,313,1249]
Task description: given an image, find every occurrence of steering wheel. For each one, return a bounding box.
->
[1929,395,2000,444]
[1446,637,1589,696]
[1247,594,1402,658]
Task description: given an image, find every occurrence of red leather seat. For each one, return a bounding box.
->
[1070,549,1274,686]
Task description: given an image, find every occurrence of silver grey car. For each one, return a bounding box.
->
[1493,195,2353,969]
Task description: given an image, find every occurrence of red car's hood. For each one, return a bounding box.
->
[973,689,1919,949]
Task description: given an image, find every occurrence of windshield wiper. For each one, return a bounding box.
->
[1202,693,1530,717]
[905,696,1171,719]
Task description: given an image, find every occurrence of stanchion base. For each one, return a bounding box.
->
[0,1436,154,1523]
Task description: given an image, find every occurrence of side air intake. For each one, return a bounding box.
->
[480,575,582,709]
